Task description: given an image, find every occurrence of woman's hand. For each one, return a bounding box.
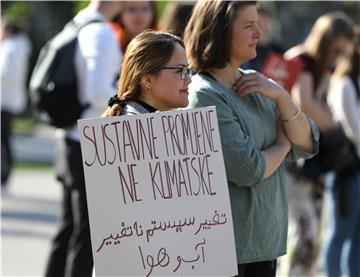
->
[232,72,288,102]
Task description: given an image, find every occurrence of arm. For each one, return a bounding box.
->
[262,121,291,178]
[233,72,315,153]
[292,72,334,132]
[329,77,360,146]
[189,89,290,186]
[78,24,123,111]
[0,41,15,78]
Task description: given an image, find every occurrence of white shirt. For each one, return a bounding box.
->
[328,75,360,156]
[0,34,31,114]
[66,7,122,141]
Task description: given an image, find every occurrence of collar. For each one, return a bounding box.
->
[134,100,157,113]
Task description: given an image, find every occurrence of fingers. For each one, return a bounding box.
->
[233,73,260,89]
[233,80,260,95]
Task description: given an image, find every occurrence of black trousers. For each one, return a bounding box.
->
[45,138,93,277]
[1,111,13,186]
[235,260,277,277]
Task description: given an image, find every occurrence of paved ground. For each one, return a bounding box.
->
[1,168,61,277]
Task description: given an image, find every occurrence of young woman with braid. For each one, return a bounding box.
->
[103,30,191,119]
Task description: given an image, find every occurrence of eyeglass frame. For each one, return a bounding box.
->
[161,66,196,80]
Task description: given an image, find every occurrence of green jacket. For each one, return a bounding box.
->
[187,71,319,263]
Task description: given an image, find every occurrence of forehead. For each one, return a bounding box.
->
[166,43,187,65]
[124,1,151,8]
[233,5,259,24]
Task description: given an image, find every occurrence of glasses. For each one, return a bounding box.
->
[161,66,195,80]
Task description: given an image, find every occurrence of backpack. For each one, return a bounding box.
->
[29,19,100,128]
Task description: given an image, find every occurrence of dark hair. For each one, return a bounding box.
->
[1,18,24,36]
[104,30,184,117]
[333,26,360,98]
[304,11,354,89]
[184,0,257,71]
[159,2,194,38]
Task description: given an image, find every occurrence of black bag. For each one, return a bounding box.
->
[29,19,100,128]
[317,126,360,174]
[288,126,360,185]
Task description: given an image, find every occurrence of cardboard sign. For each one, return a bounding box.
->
[261,52,304,92]
[78,106,238,276]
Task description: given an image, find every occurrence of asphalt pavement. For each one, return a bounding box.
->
[1,168,60,277]
[1,124,59,277]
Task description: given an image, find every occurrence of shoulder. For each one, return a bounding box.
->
[189,74,227,102]
[74,9,114,41]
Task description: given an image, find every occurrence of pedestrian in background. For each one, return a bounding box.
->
[284,11,354,276]
[184,1,319,276]
[0,18,31,194]
[110,1,157,55]
[325,26,360,277]
[44,1,123,276]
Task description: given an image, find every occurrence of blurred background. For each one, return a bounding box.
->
[1,1,360,276]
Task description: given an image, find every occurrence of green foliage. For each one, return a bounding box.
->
[12,118,36,135]
[156,1,170,17]
[73,1,89,14]
[3,1,32,19]
[15,162,53,169]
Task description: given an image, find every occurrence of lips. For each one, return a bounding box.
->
[180,88,189,94]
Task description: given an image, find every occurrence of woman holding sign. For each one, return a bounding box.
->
[184,1,319,276]
[103,30,191,117]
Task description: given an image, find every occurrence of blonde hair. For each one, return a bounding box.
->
[103,30,183,117]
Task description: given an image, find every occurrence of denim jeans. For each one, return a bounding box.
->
[324,173,360,277]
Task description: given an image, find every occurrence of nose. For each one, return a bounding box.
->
[254,23,262,40]
[184,73,192,85]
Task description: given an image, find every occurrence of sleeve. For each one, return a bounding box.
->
[78,24,123,111]
[332,77,360,147]
[0,41,15,78]
[189,89,265,187]
[286,116,320,161]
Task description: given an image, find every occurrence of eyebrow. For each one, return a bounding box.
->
[243,20,257,25]
[166,64,188,68]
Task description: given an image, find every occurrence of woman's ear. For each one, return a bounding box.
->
[140,74,153,92]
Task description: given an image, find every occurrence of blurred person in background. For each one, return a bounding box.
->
[111,1,157,55]
[44,1,123,276]
[284,11,354,276]
[325,26,360,277]
[0,18,31,194]
[185,1,319,276]
[158,1,194,39]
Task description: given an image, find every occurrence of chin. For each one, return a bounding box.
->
[178,100,189,108]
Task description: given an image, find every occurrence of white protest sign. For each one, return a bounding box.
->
[78,106,238,276]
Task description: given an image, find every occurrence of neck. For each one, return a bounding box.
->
[208,62,241,89]
[138,92,166,111]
